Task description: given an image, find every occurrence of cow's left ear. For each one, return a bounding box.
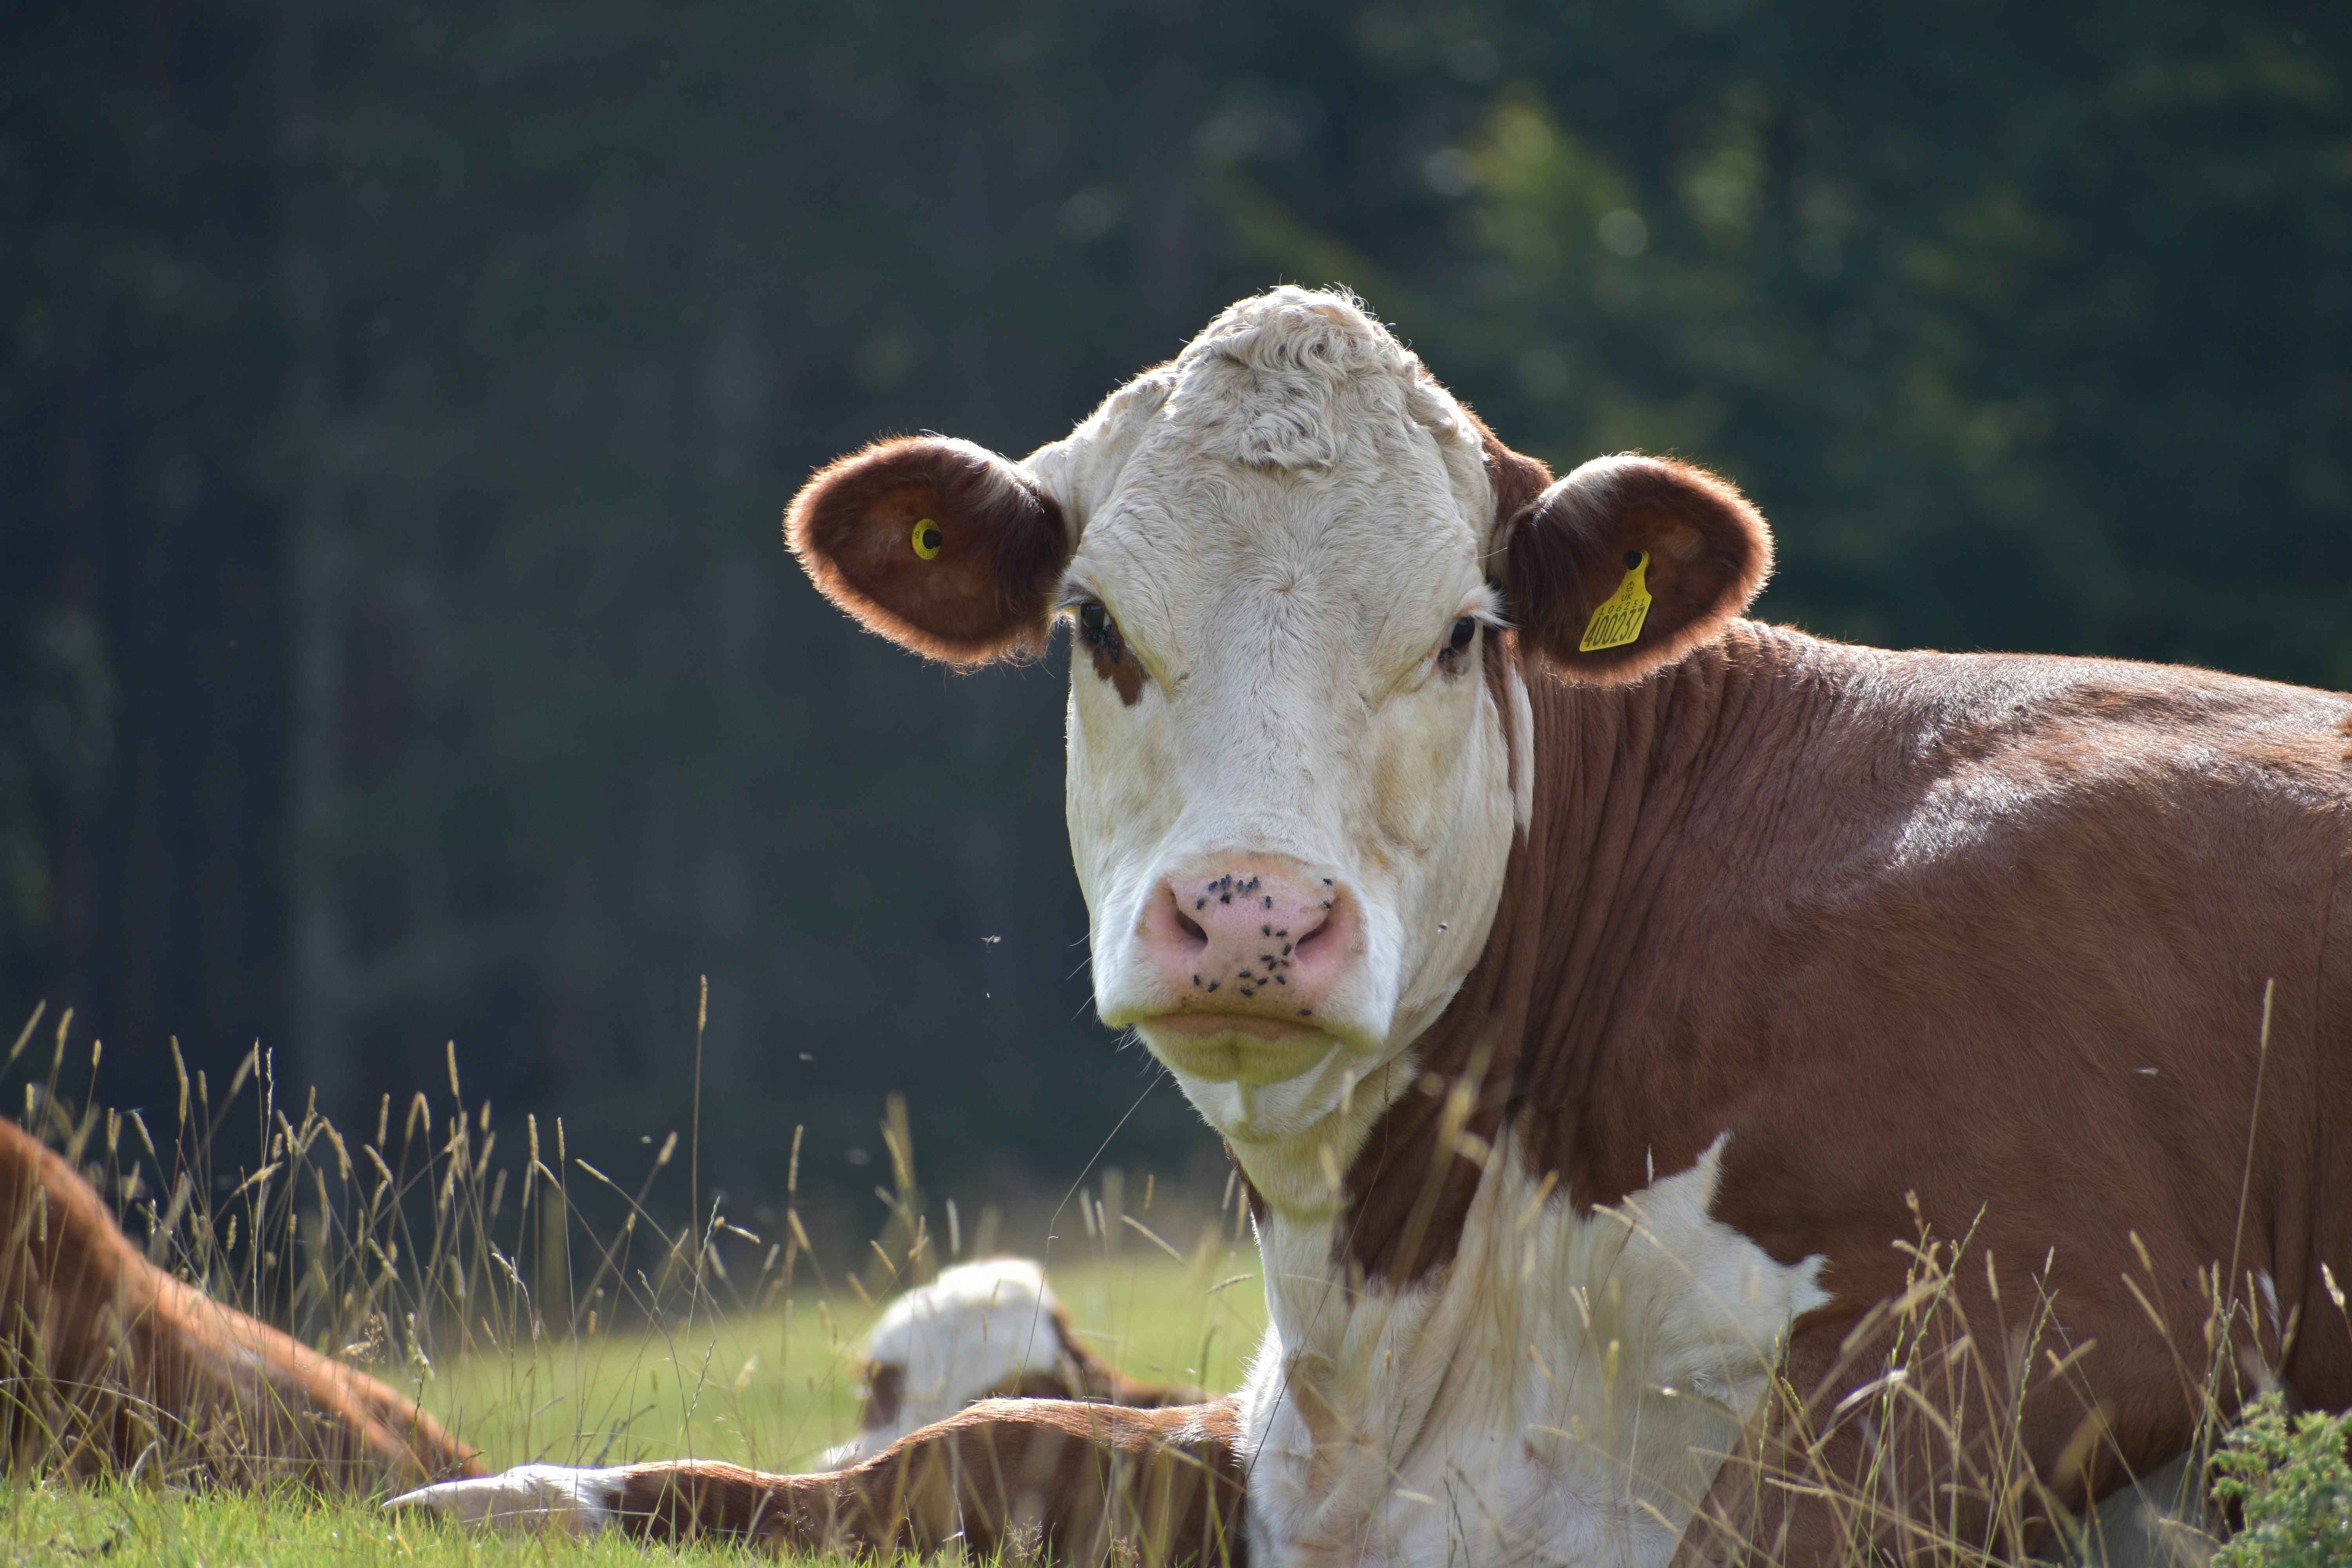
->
[787,435,1072,666]
[1495,453,1772,683]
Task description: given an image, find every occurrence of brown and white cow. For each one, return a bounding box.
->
[830,1257,1201,1467]
[0,1118,477,1492]
[394,287,2352,1564]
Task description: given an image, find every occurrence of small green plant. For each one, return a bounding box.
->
[2209,1392,2352,1568]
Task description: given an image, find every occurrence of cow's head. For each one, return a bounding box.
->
[790,289,1769,1193]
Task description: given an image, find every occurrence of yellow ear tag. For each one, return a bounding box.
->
[910,518,943,560]
[1578,550,1652,653]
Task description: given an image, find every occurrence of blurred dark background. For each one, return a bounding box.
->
[3,0,2346,1221]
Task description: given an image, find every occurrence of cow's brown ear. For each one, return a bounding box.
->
[1497,453,1772,682]
[787,436,1071,665]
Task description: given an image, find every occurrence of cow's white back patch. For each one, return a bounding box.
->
[1238,1132,1830,1567]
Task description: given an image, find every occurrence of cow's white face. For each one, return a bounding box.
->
[828,1257,1069,1466]
[1021,299,1521,1151]
[789,287,1770,1207]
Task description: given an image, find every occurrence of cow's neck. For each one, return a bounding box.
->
[1223,627,1824,1567]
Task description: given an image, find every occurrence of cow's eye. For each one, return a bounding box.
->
[1434,615,1479,678]
[1074,600,1124,662]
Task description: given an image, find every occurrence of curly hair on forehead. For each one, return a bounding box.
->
[1165,285,1481,474]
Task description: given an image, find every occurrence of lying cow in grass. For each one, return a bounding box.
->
[0,1118,476,1492]
[395,285,2350,1563]
[0,1114,1147,1501]
[829,1257,1200,1467]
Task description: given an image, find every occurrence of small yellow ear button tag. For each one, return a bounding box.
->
[911,519,943,560]
[1578,550,1652,653]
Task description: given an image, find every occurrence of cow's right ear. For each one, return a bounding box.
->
[1496,453,1772,683]
[786,436,1072,665]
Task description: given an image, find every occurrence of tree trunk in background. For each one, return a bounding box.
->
[1131,0,1205,347]
[2,2,294,1127]
[47,313,110,1051]
[276,0,354,1118]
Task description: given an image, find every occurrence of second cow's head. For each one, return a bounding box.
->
[790,288,1769,1148]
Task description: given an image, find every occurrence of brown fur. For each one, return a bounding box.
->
[1339,623,2352,1559]
[996,1364,1204,1409]
[787,436,1071,666]
[0,1120,479,1492]
[612,1396,1249,1564]
[1080,614,1148,706]
[857,1361,907,1429]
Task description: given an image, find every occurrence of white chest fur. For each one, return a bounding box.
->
[1234,1132,1830,1568]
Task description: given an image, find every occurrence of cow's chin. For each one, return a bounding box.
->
[1135,1013,1334,1088]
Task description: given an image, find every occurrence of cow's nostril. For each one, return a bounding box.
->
[1172,904,1209,947]
[1291,904,1336,954]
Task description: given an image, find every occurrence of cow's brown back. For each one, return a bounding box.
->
[0,1119,479,1491]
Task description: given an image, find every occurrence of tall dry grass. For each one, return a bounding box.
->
[0,980,2332,1566]
[0,993,1265,1504]
[1660,988,2336,1567]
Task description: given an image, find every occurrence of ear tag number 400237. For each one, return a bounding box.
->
[911,518,943,560]
[1579,550,1651,653]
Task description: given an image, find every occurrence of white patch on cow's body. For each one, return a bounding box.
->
[1024,289,1520,1121]
[1234,1132,1830,1568]
[385,1464,624,1534]
[829,1257,1070,1464]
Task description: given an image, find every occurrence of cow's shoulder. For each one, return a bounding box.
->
[1878,643,2348,768]
[1691,627,2352,848]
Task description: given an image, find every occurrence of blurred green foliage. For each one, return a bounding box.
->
[1,1,2344,1211]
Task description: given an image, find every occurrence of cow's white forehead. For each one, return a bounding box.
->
[1028,287,1497,571]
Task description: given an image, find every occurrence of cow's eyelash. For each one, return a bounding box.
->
[1061,595,1114,632]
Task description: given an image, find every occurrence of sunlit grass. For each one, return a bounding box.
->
[0,991,2316,1565]
[0,1250,1266,1565]
[0,998,1269,1563]
[2,1479,784,1565]
[410,1251,1269,1478]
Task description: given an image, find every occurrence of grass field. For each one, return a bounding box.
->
[0,1012,1280,1565]
[0,1249,1269,1565]
[1,1010,2321,1565]
[414,1247,1268,1479]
